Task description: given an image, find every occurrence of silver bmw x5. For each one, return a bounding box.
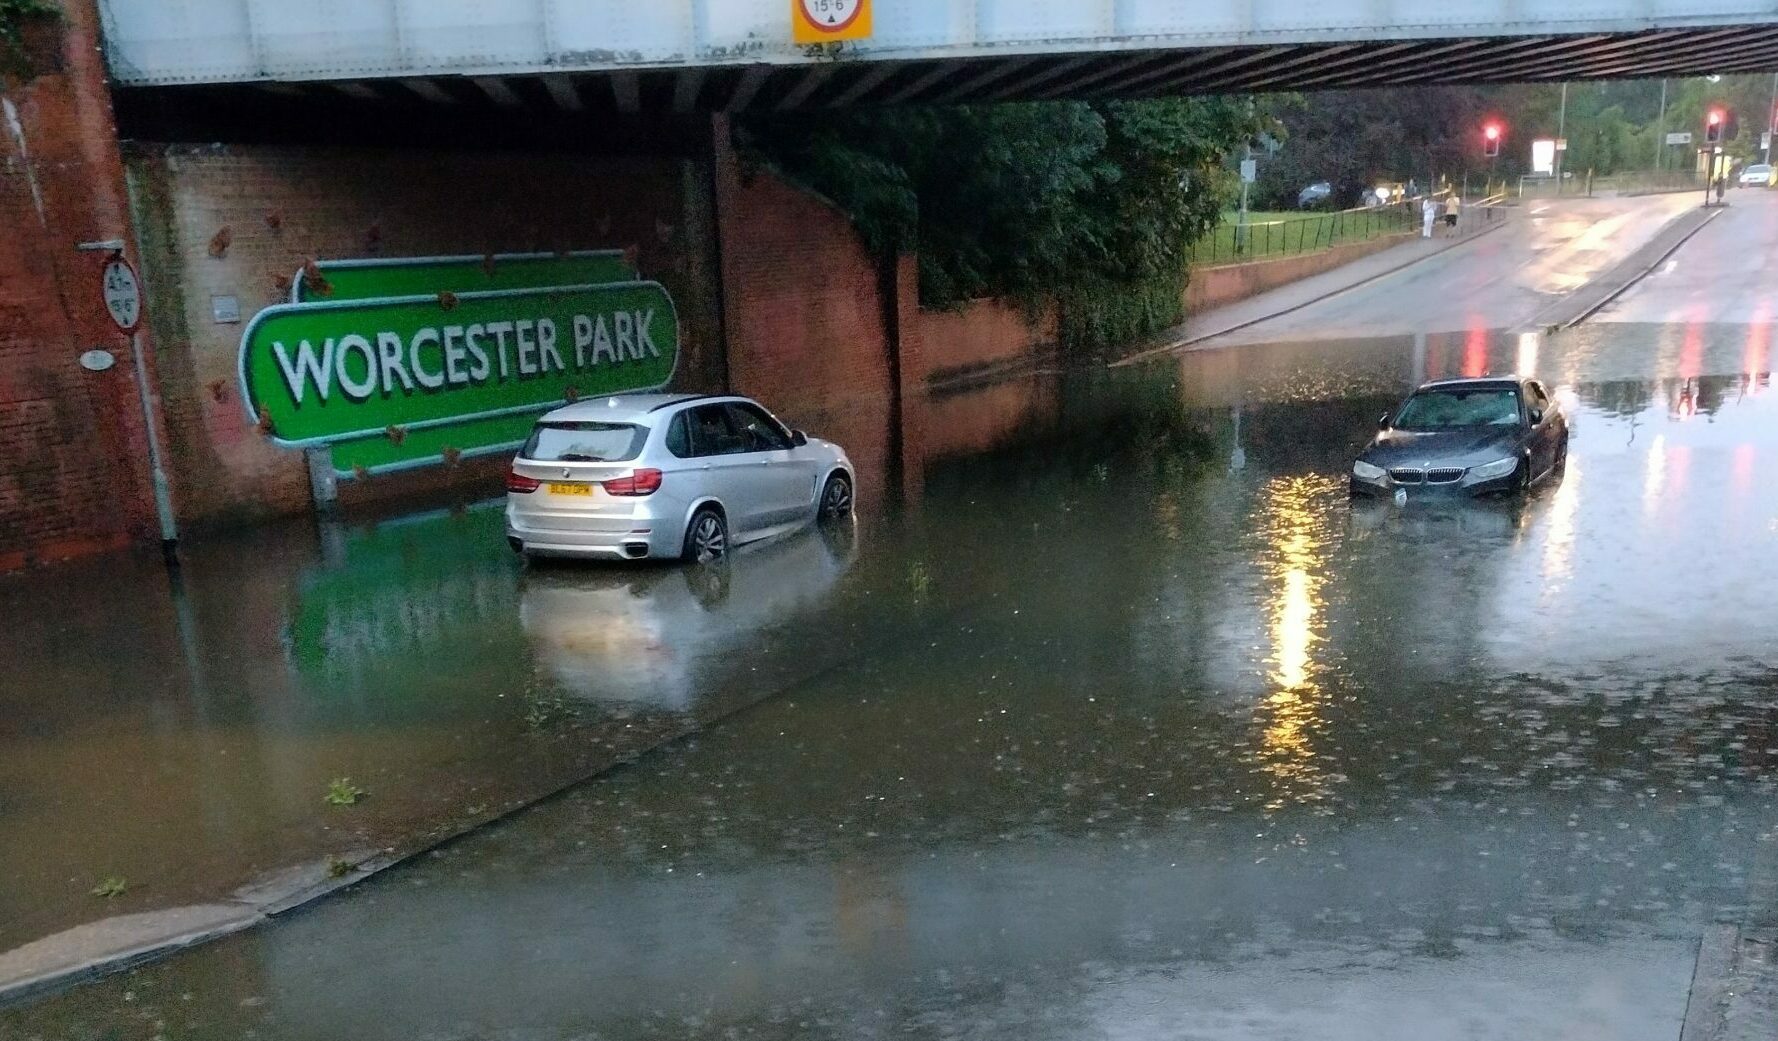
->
[506,393,854,563]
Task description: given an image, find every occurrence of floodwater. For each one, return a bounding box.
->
[3,322,1776,1039]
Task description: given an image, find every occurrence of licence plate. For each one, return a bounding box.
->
[549,482,593,496]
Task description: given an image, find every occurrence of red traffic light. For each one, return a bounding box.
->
[1705,108,1727,145]
[1482,122,1502,157]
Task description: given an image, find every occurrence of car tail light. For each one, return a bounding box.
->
[601,468,662,496]
[506,469,541,493]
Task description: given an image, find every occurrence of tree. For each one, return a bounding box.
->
[1252,86,1504,207]
[742,97,1269,352]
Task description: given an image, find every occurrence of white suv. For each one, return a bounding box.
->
[506,394,854,563]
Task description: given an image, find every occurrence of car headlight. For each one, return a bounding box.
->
[1466,456,1519,480]
[1352,460,1387,480]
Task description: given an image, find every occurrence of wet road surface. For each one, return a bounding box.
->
[1598,188,1778,325]
[4,319,1775,1039]
[1192,193,1698,347]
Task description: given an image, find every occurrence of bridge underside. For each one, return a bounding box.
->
[115,28,1778,125]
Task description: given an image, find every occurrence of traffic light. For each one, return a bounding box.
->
[1705,108,1725,145]
[1483,123,1502,157]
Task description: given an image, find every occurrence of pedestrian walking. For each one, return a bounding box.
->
[1442,193,1461,236]
[1421,195,1437,238]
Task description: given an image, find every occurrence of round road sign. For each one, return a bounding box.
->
[798,0,864,34]
[102,256,142,333]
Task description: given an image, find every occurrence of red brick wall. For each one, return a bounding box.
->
[1183,232,1411,313]
[918,298,1055,384]
[925,374,1061,462]
[125,144,726,529]
[0,0,166,570]
[713,124,901,510]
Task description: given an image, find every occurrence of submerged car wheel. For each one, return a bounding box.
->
[818,472,853,523]
[1555,432,1570,472]
[682,507,728,564]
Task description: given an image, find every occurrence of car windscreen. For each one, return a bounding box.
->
[1393,388,1521,431]
[521,422,647,462]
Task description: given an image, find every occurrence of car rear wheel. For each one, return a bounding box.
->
[818,472,853,524]
[682,508,727,564]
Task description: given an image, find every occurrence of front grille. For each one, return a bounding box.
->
[1426,467,1465,484]
[1389,468,1424,485]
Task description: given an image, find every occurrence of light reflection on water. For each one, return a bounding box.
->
[1256,476,1334,813]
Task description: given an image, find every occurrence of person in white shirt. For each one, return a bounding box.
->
[1421,195,1437,238]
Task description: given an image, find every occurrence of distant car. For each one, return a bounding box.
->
[506,394,854,563]
[1737,163,1774,188]
[1351,376,1568,499]
[1297,181,1333,208]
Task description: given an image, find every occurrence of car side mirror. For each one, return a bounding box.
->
[1378,413,1391,430]
[1527,408,1544,426]
[790,430,808,447]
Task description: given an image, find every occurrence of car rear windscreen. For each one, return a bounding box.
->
[521,422,647,463]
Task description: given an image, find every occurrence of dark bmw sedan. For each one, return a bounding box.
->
[1351,376,1568,499]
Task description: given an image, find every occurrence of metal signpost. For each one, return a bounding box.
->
[98,251,179,550]
[1236,154,1256,253]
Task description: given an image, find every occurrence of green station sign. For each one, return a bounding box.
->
[240,280,678,474]
[293,251,634,303]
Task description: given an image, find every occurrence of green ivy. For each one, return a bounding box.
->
[1051,264,1188,358]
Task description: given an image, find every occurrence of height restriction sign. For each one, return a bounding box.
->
[101,256,142,333]
[793,0,871,43]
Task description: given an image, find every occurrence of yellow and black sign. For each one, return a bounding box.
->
[793,0,872,44]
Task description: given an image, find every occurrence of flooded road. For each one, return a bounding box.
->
[4,321,1777,1039]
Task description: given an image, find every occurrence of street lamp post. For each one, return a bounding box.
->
[1554,83,1568,193]
[1766,71,1776,165]
[1654,78,1667,171]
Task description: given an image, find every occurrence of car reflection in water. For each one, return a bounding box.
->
[1348,493,1527,540]
[518,521,857,713]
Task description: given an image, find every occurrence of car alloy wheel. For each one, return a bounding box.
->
[820,474,852,521]
[686,510,727,564]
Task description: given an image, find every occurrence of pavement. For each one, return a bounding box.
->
[3,187,1778,1038]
